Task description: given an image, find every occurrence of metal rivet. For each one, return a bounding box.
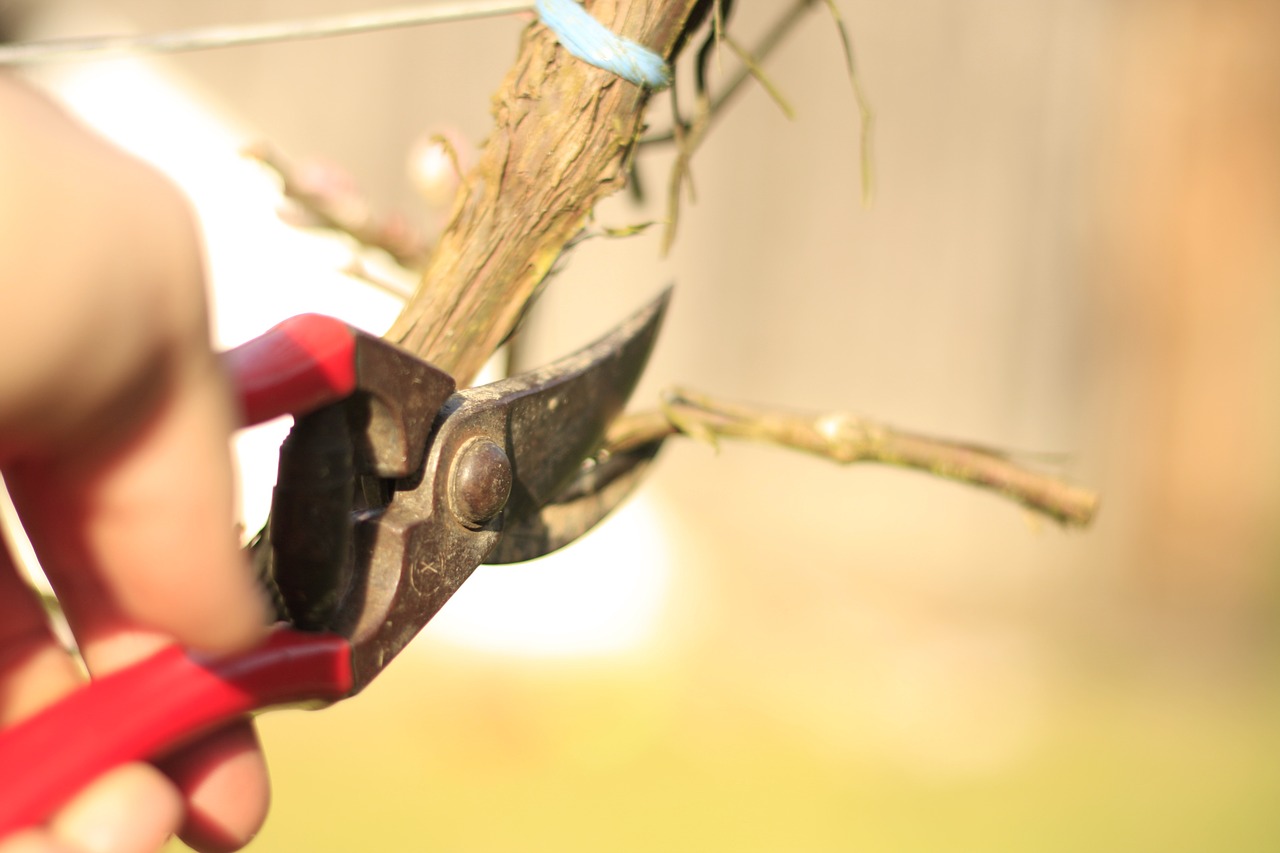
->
[449,437,512,528]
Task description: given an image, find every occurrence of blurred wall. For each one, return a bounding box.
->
[9,1,1280,850]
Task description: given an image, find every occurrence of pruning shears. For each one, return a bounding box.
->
[0,290,670,834]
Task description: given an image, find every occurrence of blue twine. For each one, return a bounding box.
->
[535,0,671,89]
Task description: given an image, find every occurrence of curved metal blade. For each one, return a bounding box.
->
[464,286,670,517]
[485,437,665,564]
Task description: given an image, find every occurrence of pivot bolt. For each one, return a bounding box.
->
[449,437,512,528]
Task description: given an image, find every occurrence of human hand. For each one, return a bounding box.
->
[0,77,271,852]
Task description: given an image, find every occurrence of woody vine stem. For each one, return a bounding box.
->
[381,0,1098,528]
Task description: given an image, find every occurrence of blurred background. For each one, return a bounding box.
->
[5,0,1280,849]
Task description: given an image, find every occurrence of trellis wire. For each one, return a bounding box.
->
[0,0,672,89]
[0,1,536,64]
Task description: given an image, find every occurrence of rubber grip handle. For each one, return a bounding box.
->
[221,314,359,426]
[0,629,352,835]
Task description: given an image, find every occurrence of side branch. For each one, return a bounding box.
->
[245,144,430,269]
[606,387,1100,528]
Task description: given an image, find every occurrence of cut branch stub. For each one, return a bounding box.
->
[388,0,702,383]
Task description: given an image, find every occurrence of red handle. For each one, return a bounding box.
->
[0,629,353,835]
[0,317,363,834]
[221,314,359,426]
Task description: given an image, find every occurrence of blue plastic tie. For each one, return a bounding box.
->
[535,0,671,89]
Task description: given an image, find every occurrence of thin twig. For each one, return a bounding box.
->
[245,143,432,270]
[642,0,814,146]
[605,387,1100,528]
[658,29,793,251]
[819,0,874,205]
[644,0,874,206]
[0,1,536,65]
[653,0,812,251]
[661,92,709,254]
[721,33,794,120]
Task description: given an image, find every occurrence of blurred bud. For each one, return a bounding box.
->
[408,129,471,209]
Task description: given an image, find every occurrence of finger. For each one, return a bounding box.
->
[0,525,185,853]
[0,74,270,849]
[0,527,80,728]
[0,828,76,853]
[5,354,271,846]
[48,763,182,853]
[0,94,268,658]
[6,351,269,665]
[160,722,270,853]
[0,547,265,851]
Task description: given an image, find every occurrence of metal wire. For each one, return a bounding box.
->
[0,0,671,90]
[0,1,536,64]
